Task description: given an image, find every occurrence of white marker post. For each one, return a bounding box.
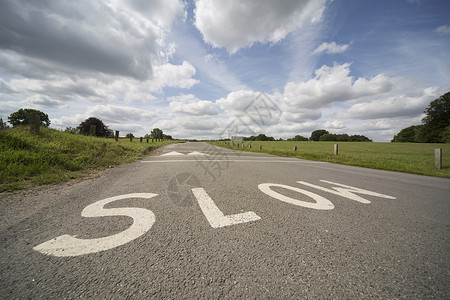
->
[334,144,338,155]
[435,148,442,169]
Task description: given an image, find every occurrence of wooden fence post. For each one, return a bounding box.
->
[435,148,442,169]
[115,131,119,142]
[293,146,297,151]
[334,144,339,155]
[259,145,262,150]
[29,113,40,134]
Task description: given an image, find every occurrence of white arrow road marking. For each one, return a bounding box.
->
[258,183,335,210]
[187,151,210,156]
[33,193,158,257]
[161,151,185,156]
[191,188,261,228]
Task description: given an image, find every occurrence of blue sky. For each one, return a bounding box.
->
[0,0,449,141]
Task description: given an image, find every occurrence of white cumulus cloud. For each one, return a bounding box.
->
[169,94,218,116]
[194,0,327,53]
[283,63,394,110]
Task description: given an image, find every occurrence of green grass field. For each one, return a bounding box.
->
[210,141,450,178]
[0,126,179,192]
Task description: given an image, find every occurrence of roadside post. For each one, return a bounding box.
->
[435,148,442,169]
[334,144,339,156]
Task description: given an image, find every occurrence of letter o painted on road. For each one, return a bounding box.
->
[258,183,334,210]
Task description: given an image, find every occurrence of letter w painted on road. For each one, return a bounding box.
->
[296,180,396,203]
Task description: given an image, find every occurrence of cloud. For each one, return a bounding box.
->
[0,59,198,109]
[282,63,394,110]
[312,41,351,55]
[435,25,450,34]
[124,0,186,28]
[153,116,223,139]
[282,111,321,122]
[216,90,282,127]
[167,28,248,92]
[194,0,327,53]
[340,88,436,119]
[324,120,345,129]
[0,0,185,81]
[51,104,157,134]
[152,61,199,90]
[169,94,218,116]
[265,122,318,139]
[86,105,156,123]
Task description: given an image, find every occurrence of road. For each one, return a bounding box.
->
[1,142,449,298]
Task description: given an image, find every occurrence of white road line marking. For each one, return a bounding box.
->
[258,183,335,210]
[142,160,323,163]
[191,188,261,228]
[33,193,158,257]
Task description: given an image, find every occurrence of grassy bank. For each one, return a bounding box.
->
[209,141,450,178]
[0,127,179,192]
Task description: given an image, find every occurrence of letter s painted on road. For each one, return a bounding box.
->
[33,193,158,257]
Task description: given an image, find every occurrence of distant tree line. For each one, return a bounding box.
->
[244,134,275,141]
[309,130,372,142]
[4,109,173,140]
[232,130,371,142]
[392,92,450,143]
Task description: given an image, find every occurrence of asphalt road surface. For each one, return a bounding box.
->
[1,142,449,299]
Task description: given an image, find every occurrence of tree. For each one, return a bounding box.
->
[441,125,450,143]
[394,92,450,143]
[0,118,10,130]
[126,133,134,139]
[391,125,422,143]
[318,132,372,142]
[349,135,372,142]
[255,133,275,141]
[288,135,309,141]
[77,117,109,137]
[162,134,173,140]
[65,127,80,134]
[8,108,50,127]
[150,128,163,139]
[319,133,337,141]
[416,92,450,143]
[310,129,328,141]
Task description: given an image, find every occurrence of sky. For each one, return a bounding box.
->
[0,0,449,141]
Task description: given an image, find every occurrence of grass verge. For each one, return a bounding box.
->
[209,141,450,178]
[0,126,179,192]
